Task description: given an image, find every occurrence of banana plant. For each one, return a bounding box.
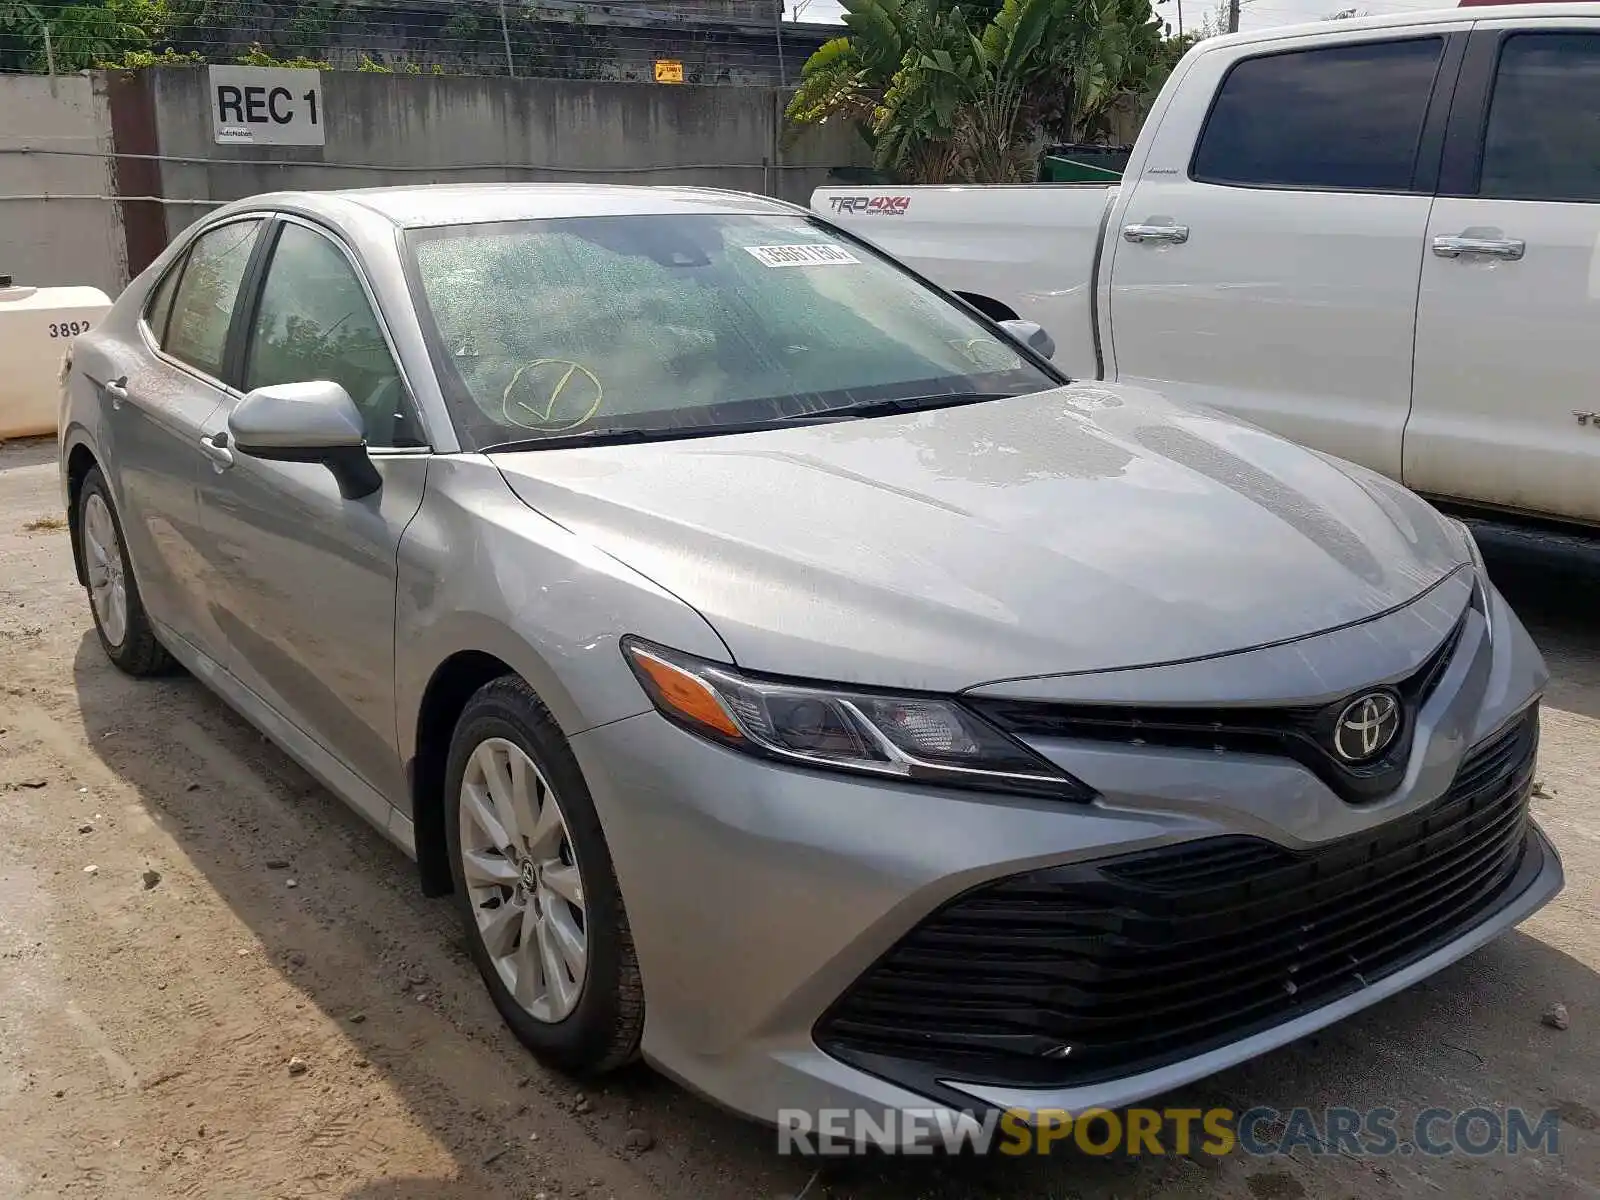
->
[787,0,1172,183]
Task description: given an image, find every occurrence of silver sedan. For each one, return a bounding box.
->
[58,184,1562,1130]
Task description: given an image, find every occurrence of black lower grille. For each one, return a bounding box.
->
[816,708,1540,1091]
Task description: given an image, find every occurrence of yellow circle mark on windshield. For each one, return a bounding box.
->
[951,337,1021,372]
[502,359,605,433]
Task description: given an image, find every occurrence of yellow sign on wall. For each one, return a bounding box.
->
[654,59,685,84]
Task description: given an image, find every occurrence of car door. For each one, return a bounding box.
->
[1104,29,1468,480]
[194,215,431,809]
[100,217,264,660]
[1407,20,1600,524]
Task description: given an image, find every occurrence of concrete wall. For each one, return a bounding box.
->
[145,69,869,245]
[308,11,831,86]
[0,75,127,294]
[0,69,873,287]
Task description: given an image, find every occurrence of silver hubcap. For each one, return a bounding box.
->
[83,493,128,647]
[458,737,588,1023]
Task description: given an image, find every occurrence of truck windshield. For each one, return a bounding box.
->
[403,212,1060,450]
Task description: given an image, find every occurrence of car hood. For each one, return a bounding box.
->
[491,382,1468,693]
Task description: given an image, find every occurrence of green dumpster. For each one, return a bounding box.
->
[1039,144,1131,183]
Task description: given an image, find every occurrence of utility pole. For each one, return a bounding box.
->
[1157,0,1184,39]
[1227,0,1240,33]
[499,0,515,77]
[774,0,786,88]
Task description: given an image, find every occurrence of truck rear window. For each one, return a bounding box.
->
[1481,32,1600,202]
[1192,37,1443,193]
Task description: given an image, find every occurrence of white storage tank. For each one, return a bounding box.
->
[0,276,112,439]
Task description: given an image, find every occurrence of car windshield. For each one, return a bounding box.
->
[403,212,1060,449]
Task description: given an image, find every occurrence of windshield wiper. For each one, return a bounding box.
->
[480,427,702,453]
[777,390,1022,421]
[480,413,853,453]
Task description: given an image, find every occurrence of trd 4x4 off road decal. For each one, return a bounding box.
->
[827,195,911,215]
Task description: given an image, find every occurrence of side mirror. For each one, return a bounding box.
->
[228,381,382,500]
[998,319,1057,361]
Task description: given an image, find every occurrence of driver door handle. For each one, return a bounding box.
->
[1123,223,1189,245]
[199,431,234,471]
[102,376,129,410]
[1431,235,1525,261]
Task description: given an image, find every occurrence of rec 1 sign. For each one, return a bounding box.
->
[210,65,325,146]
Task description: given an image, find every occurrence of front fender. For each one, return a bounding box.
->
[394,454,732,764]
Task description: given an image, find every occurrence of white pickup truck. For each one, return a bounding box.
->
[814,4,1600,528]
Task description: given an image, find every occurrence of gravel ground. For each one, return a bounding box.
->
[0,435,1595,1200]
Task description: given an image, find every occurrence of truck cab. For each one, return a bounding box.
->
[816,4,1600,528]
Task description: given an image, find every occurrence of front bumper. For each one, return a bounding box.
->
[953,819,1561,1121]
[567,582,1561,1130]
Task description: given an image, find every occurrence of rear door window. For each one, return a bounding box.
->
[1192,38,1445,191]
[1480,32,1600,202]
[162,219,262,379]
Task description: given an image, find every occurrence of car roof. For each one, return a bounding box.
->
[238,183,805,229]
[1203,1,1600,46]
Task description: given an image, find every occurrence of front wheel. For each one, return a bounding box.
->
[77,466,172,676]
[444,675,643,1073]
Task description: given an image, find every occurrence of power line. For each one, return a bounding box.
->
[0,145,826,172]
[0,0,791,23]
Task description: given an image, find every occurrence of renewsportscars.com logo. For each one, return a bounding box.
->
[777,1105,1565,1157]
[827,195,912,215]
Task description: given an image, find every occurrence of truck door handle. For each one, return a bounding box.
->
[199,431,234,471]
[102,376,128,409]
[1123,223,1189,245]
[1431,235,1524,261]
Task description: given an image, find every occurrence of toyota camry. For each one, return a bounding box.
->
[57,184,1562,1131]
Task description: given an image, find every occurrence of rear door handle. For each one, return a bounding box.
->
[1431,235,1525,261]
[1123,223,1189,245]
[102,376,129,409]
[199,431,234,471]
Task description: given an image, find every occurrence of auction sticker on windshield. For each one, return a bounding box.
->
[743,244,860,268]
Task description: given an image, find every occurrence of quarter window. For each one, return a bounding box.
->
[1192,38,1444,191]
[243,223,421,447]
[1481,33,1600,202]
[143,259,182,345]
[163,219,261,378]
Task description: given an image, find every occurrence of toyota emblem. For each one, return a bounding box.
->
[1331,691,1402,763]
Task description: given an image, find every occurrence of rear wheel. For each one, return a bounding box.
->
[78,467,172,677]
[444,675,643,1073]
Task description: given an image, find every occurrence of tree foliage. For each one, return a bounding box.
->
[0,0,364,72]
[234,40,332,68]
[1,0,167,71]
[786,0,1182,183]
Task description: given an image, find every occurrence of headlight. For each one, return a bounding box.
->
[622,638,1094,801]
[1449,517,1493,638]
[1449,516,1483,569]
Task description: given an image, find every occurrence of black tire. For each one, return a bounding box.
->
[444,675,644,1074]
[77,466,174,677]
